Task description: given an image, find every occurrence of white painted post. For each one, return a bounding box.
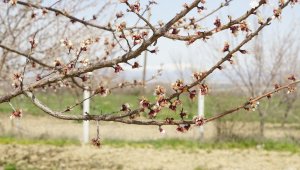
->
[83,72,93,144]
[83,86,90,144]
[198,91,205,139]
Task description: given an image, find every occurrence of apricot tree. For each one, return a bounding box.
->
[0,0,299,145]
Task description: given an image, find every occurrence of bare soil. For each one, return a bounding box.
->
[1,116,300,170]
[0,144,300,170]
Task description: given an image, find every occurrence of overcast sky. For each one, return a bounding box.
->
[115,0,300,82]
[42,0,300,83]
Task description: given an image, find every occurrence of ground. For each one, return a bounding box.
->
[1,144,300,170]
[0,116,300,170]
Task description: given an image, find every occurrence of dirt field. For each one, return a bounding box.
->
[1,116,300,170]
[0,144,300,170]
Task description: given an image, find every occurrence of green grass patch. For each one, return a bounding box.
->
[3,163,17,170]
[103,138,300,153]
[0,135,299,152]
[0,136,80,147]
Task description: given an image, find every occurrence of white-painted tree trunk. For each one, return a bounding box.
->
[83,87,90,144]
[198,91,205,139]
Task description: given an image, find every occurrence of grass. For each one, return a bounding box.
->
[3,163,17,170]
[0,135,299,152]
[0,89,300,123]
[104,137,300,153]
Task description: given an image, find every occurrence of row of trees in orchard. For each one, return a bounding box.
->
[0,0,299,144]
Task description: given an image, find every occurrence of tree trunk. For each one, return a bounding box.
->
[258,108,265,138]
[281,97,295,127]
[281,108,291,127]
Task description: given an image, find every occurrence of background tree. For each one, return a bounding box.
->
[206,21,300,137]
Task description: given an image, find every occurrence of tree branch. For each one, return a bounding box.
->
[22,80,300,126]
[0,44,54,68]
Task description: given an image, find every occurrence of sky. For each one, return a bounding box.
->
[117,0,300,83]
[43,0,300,83]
